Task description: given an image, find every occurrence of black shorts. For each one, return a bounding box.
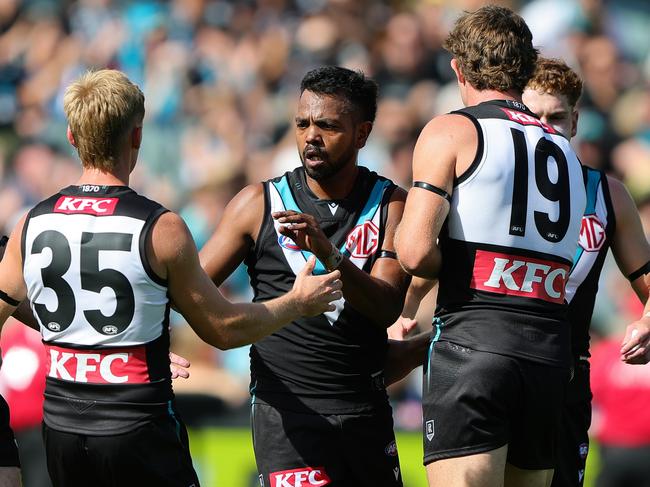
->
[252,398,403,487]
[422,340,569,469]
[43,414,199,487]
[551,359,591,487]
[0,395,19,468]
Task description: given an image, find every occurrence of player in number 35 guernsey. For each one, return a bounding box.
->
[0,69,342,487]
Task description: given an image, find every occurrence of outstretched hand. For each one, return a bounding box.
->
[291,256,343,317]
[620,318,650,364]
[273,211,331,259]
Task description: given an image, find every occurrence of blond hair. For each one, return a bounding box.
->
[526,57,583,109]
[444,5,538,93]
[63,69,145,171]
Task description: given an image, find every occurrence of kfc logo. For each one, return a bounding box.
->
[501,108,556,134]
[269,467,331,487]
[471,250,569,304]
[345,221,379,258]
[45,344,150,384]
[54,196,118,215]
[579,215,606,252]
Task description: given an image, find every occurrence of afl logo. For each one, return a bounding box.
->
[47,322,60,332]
[102,325,118,335]
[579,214,606,252]
[346,221,379,258]
[278,235,301,251]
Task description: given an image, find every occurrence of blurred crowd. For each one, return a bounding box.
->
[1,0,650,484]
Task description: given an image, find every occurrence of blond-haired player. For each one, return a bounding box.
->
[0,69,341,486]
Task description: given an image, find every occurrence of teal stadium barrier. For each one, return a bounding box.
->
[188,428,601,486]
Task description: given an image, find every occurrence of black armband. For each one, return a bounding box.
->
[0,290,20,307]
[627,260,650,282]
[378,250,397,260]
[412,181,451,203]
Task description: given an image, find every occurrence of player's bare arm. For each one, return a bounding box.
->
[273,187,410,327]
[606,176,650,363]
[0,217,28,330]
[150,211,342,350]
[199,183,264,286]
[395,114,476,279]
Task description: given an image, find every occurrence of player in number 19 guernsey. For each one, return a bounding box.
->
[22,185,172,435]
[435,100,586,367]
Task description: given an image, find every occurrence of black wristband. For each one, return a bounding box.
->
[0,290,20,307]
[378,250,397,259]
[412,181,451,203]
[628,260,650,282]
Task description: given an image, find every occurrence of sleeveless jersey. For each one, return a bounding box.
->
[246,166,396,414]
[434,99,587,366]
[22,185,172,435]
[566,168,615,359]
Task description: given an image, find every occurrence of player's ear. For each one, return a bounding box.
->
[451,58,465,85]
[571,110,579,138]
[132,126,142,149]
[356,121,373,149]
[66,126,76,147]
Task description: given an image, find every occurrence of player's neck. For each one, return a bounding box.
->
[76,165,130,187]
[465,88,523,107]
[306,163,359,200]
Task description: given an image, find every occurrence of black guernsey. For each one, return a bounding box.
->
[245,166,396,414]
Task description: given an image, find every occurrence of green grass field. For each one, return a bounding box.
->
[188,427,601,486]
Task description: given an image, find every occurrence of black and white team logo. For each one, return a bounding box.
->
[425,420,435,441]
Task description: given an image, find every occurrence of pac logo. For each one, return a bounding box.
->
[54,196,118,215]
[579,215,606,252]
[278,235,301,251]
[345,221,379,258]
[425,420,435,441]
[471,250,569,304]
[385,440,398,457]
[579,442,589,460]
[269,467,331,487]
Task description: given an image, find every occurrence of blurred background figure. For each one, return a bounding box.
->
[0,318,50,487]
[590,322,650,487]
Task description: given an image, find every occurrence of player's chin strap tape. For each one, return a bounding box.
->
[0,290,20,307]
[627,260,650,282]
[412,181,451,203]
[378,250,397,259]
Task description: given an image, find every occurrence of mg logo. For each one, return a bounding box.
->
[345,221,379,258]
[579,214,606,252]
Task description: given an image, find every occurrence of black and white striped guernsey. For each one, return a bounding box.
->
[22,184,174,435]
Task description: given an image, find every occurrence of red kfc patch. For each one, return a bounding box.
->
[471,250,569,304]
[54,196,118,215]
[269,467,331,487]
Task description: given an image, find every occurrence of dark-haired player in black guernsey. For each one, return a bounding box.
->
[0,69,341,487]
[523,58,650,487]
[200,66,410,486]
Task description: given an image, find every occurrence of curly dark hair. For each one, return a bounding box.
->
[300,66,378,123]
[527,57,583,109]
[443,5,538,93]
